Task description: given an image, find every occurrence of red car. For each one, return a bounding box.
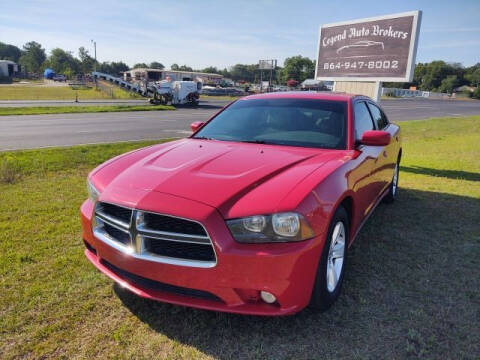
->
[81,92,401,315]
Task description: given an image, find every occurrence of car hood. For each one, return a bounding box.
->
[94,139,348,217]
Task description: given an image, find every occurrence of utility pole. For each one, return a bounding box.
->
[91,39,97,89]
[91,40,97,72]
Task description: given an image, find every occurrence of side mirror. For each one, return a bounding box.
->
[190,121,205,132]
[360,130,391,146]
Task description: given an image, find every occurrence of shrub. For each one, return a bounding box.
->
[472,87,480,99]
[0,158,22,184]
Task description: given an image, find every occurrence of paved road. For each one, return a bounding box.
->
[1,98,479,151]
[381,98,480,121]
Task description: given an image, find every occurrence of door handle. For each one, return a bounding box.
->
[383,151,387,158]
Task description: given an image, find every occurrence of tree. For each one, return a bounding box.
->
[98,61,129,76]
[44,48,80,78]
[18,41,46,74]
[419,61,452,91]
[149,61,164,69]
[465,64,480,87]
[170,63,193,71]
[472,86,480,99]
[78,46,95,74]
[438,75,459,94]
[280,56,314,84]
[201,66,219,74]
[133,63,148,69]
[230,64,257,82]
[0,42,22,62]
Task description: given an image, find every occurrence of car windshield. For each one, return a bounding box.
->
[193,98,347,149]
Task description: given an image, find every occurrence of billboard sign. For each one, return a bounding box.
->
[315,11,421,82]
[259,59,277,70]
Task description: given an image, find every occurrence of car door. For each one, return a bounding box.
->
[351,101,385,216]
[366,102,397,194]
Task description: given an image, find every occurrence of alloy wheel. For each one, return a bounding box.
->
[326,221,346,293]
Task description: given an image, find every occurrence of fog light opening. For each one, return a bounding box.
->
[260,291,276,304]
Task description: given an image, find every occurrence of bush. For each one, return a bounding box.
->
[0,158,22,184]
[472,87,480,99]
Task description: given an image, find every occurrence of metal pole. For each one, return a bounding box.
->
[91,39,97,89]
[91,40,97,72]
[260,69,263,93]
[269,63,273,91]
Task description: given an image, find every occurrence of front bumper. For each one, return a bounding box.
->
[81,193,325,316]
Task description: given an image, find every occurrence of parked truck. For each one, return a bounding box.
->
[147,80,201,105]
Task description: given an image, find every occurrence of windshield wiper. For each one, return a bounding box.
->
[194,136,214,140]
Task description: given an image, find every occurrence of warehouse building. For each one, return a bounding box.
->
[123,68,223,85]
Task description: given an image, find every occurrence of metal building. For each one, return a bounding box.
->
[0,60,19,77]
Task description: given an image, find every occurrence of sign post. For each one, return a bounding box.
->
[315,11,422,101]
[259,59,277,92]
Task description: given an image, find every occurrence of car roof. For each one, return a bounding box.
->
[241,91,370,102]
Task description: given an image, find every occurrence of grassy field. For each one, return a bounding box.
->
[0,85,140,100]
[0,104,175,116]
[200,95,240,101]
[0,116,479,359]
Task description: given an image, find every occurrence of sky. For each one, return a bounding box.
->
[1,0,479,69]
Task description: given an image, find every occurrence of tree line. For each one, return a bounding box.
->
[0,40,478,94]
[0,41,316,83]
[384,61,480,94]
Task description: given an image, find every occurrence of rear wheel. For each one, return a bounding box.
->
[309,206,349,311]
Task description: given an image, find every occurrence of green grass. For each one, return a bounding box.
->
[0,116,479,359]
[200,95,241,101]
[96,80,144,100]
[0,85,140,100]
[0,104,175,116]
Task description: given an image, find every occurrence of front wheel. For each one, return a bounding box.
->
[309,206,349,311]
[383,160,399,203]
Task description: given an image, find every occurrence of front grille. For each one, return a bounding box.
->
[144,236,216,261]
[97,202,132,224]
[103,223,130,245]
[93,202,216,267]
[101,259,222,302]
[143,212,207,236]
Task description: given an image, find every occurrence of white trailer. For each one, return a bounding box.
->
[92,72,202,106]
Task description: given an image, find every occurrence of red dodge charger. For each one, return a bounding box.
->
[81,92,401,315]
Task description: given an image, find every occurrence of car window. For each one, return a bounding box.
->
[354,101,374,142]
[367,103,389,129]
[194,98,348,150]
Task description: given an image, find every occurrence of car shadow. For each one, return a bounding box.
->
[401,165,480,182]
[114,188,479,359]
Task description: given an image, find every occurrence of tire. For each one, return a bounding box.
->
[309,205,349,311]
[383,158,400,204]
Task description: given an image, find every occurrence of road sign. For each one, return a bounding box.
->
[315,11,422,82]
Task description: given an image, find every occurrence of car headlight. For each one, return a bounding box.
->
[226,212,314,243]
[87,178,100,203]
